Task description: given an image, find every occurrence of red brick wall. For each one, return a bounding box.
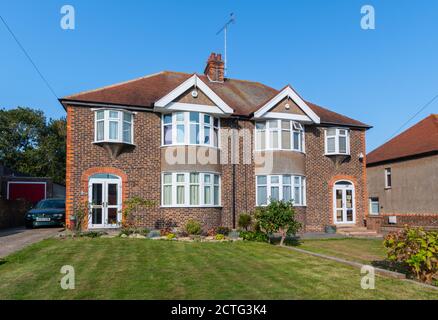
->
[304,126,367,232]
[66,106,223,230]
[66,105,367,232]
[368,214,438,233]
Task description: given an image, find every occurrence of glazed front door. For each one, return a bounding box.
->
[333,182,355,224]
[89,177,121,228]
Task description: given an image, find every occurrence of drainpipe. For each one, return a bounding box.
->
[232,163,236,229]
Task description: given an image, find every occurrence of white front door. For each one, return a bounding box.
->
[89,177,122,229]
[333,181,355,224]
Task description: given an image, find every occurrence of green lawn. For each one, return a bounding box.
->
[299,238,386,265]
[0,238,436,300]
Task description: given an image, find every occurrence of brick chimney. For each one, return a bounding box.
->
[204,53,225,82]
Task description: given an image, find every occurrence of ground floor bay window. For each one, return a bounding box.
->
[162,172,220,207]
[256,174,306,206]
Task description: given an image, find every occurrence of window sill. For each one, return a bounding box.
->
[324,153,350,156]
[160,144,221,150]
[255,149,305,154]
[160,205,222,209]
[256,204,307,208]
[384,187,392,190]
[93,140,136,146]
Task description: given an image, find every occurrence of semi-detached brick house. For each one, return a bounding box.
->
[60,53,371,232]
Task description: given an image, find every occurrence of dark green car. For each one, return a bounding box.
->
[24,198,66,228]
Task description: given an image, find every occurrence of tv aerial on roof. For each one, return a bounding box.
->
[216,13,236,77]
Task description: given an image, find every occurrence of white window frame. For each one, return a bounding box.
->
[369,197,380,215]
[255,174,306,207]
[254,120,305,152]
[93,109,134,144]
[161,172,221,207]
[324,128,350,155]
[161,112,220,148]
[385,168,392,189]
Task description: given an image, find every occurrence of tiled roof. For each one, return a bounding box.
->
[61,71,370,128]
[367,114,438,165]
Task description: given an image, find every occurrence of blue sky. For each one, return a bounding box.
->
[1,0,437,152]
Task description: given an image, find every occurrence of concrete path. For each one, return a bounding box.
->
[0,227,63,258]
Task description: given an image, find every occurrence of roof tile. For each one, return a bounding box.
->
[61,71,370,128]
[367,114,438,164]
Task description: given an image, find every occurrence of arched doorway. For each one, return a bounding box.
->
[88,173,122,229]
[333,180,355,224]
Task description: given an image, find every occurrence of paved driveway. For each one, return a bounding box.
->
[0,227,63,258]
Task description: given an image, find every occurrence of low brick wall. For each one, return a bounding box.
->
[0,199,31,229]
[367,214,438,233]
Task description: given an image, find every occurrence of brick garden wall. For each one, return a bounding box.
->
[368,214,438,233]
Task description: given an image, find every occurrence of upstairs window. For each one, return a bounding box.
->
[255,120,304,152]
[94,109,134,144]
[162,112,220,147]
[385,168,392,188]
[325,128,350,155]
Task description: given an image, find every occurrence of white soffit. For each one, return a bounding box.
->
[254,86,320,124]
[154,74,233,114]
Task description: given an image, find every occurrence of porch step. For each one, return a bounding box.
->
[336,226,381,237]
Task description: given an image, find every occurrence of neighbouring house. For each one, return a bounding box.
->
[60,53,371,232]
[0,164,65,204]
[367,114,438,232]
[0,164,65,229]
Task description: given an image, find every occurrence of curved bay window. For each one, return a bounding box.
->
[162,172,221,207]
[255,120,304,152]
[162,112,220,147]
[94,109,134,144]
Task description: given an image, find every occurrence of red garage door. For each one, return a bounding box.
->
[7,182,46,204]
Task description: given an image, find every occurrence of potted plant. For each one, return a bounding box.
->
[325,225,337,234]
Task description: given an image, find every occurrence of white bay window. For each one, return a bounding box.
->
[162,112,220,147]
[256,174,306,206]
[94,109,134,144]
[255,120,304,152]
[162,172,221,207]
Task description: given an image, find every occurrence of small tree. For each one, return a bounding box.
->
[238,213,252,231]
[72,201,88,232]
[122,197,155,229]
[255,200,302,246]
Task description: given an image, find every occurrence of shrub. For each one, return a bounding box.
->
[240,231,269,243]
[384,226,438,284]
[166,233,176,240]
[185,220,202,235]
[255,200,302,246]
[207,228,217,237]
[78,231,106,238]
[215,234,225,241]
[160,227,173,236]
[238,213,252,231]
[177,229,189,238]
[122,197,154,229]
[71,201,88,232]
[216,226,231,235]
